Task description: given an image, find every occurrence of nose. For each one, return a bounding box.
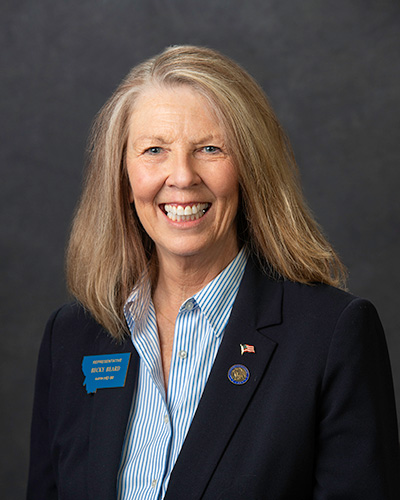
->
[165,152,201,188]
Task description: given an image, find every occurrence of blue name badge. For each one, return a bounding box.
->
[82,353,131,394]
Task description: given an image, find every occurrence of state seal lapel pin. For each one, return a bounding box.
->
[228,364,250,385]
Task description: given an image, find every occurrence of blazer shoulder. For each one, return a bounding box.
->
[283,278,365,316]
[250,251,358,310]
[50,301,98,327]
[43,302,116,359]
[241,255,375,332]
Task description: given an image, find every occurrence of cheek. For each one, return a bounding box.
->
[216,168,239,204]
[128,168,159,205]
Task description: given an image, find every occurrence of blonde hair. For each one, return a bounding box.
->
[67,45,347,339]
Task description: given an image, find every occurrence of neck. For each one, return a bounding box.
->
[152,242,239,315]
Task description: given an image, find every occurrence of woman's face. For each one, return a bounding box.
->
[126,85,239,266]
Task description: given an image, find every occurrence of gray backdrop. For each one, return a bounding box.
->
[1,0,399,498]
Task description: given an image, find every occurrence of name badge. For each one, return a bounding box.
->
[82,353,131,394]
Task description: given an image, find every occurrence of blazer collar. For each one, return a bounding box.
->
[165,257,283,500]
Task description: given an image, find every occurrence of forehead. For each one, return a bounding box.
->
[128,84,227,139]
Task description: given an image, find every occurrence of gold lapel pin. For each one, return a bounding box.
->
[228,364,250,385]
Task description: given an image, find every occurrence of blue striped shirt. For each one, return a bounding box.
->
[116,248,248,500]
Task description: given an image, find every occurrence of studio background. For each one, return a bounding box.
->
[1,0,399,498]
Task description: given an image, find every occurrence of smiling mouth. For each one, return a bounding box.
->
[161,203,211,222]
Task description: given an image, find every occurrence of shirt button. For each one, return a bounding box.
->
[184,300,194,311]
[151,479,157,488]
[179,350,187,359]
[163,414,169,424]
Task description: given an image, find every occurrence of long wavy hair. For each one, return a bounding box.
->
[66,45,347,340]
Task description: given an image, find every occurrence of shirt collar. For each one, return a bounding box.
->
[124,274,152,332]
[192,247,248,337]
[124,247,248,337]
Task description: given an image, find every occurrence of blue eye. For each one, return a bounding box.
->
[203,146,219,153]
[145,147,162,154]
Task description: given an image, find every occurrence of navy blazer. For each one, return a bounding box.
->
[27,257,400,499]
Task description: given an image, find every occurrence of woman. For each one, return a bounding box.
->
[28,45,399,499]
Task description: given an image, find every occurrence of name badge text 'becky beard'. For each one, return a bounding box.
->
[82,353,131,394]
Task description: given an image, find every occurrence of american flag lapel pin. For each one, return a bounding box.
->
[240,344,256,355]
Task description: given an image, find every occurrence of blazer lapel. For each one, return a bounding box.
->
[87,333,139,500]
[165,258,283,500]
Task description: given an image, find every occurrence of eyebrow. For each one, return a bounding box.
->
[132,136,172,146]
[132,134,224,147]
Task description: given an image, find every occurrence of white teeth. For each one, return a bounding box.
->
[164,203,209,222]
